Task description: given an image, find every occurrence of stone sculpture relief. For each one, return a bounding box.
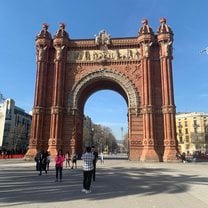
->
[36,45,48,61]
[142,42,152,57]
[54,45,65,61]
[161,41,172,57]
[95,30,111,45]
[67,48,141,63]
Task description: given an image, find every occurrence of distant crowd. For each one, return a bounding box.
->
[176,150,208,163]
[0,150,25,159]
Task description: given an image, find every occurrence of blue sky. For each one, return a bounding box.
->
[0,0,208,139]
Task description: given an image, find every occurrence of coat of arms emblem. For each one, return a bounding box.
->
[95,30,111,46]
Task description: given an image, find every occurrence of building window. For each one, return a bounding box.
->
[185,128,188,134]
[179,137,183,143]
[185,121,188,127]
[185,136,189,143]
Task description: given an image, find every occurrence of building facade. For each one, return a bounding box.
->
[0,99,32,153]
[176,112,208,154]
[26,18,178,161]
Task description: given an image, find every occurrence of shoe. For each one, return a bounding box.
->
[85,190,91,194]
[81,189,86,192]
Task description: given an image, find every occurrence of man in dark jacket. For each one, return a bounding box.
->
[91,146,98,181]
[35,150,47,175]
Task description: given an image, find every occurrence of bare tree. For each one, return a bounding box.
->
[83,116,118,153]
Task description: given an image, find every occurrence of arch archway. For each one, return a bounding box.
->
[67,69,139,157]
[83,90,128,150]
[68,68,140,113]
[26,19,178,161]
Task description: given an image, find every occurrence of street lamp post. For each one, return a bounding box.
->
[101,130,104,153]
[90,127,94,147]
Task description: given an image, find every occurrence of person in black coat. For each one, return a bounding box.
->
[91,146,98,181]
[35,150,47,175]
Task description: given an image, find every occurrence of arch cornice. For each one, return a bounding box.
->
[68,68,140,114]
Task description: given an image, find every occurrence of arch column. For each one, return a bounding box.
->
[48,23,69,156]
[138,19,160,161]
[68,108,83,158]
[157,18,177,161]
[26,24,51,159]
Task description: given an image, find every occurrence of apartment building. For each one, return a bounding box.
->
[0,99,32,153]
[176,112,208,154]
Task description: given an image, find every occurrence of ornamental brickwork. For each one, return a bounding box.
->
[26,19,178,161]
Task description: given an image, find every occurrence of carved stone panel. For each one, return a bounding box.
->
[67,48,141,63]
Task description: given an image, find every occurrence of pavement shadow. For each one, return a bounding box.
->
[0,160,208,206]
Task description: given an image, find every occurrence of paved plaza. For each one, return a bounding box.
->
[0,158,208,208]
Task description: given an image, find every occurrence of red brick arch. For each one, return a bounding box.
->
[26,19,178,161]
[68,68,140,112]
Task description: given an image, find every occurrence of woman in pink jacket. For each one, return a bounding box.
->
[55,150,65,182]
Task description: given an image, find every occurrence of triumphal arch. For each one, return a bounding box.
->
[26,18,178,161]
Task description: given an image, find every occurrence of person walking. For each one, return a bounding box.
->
[35,150,47,175]
[100,152,104,164]
[181,152,187,163]
[65,152,71,168]
[81,146,95,194]
[46,151,51,171]
[91,146,98,181]
[42,150,48,174]
[35,150,42,175]
[71,152,78,169]
[55,150,65,182]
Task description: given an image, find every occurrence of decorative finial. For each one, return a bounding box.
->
[160,17,166,24]
[157,17,173,34]
[138,18,153,35]
[59,22,65,30]
[142,19,148,25]
[42,23,49,31]
[36,23,51,40]
[54,22,69,38]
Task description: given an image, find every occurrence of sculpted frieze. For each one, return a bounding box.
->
[67,48,141,63]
